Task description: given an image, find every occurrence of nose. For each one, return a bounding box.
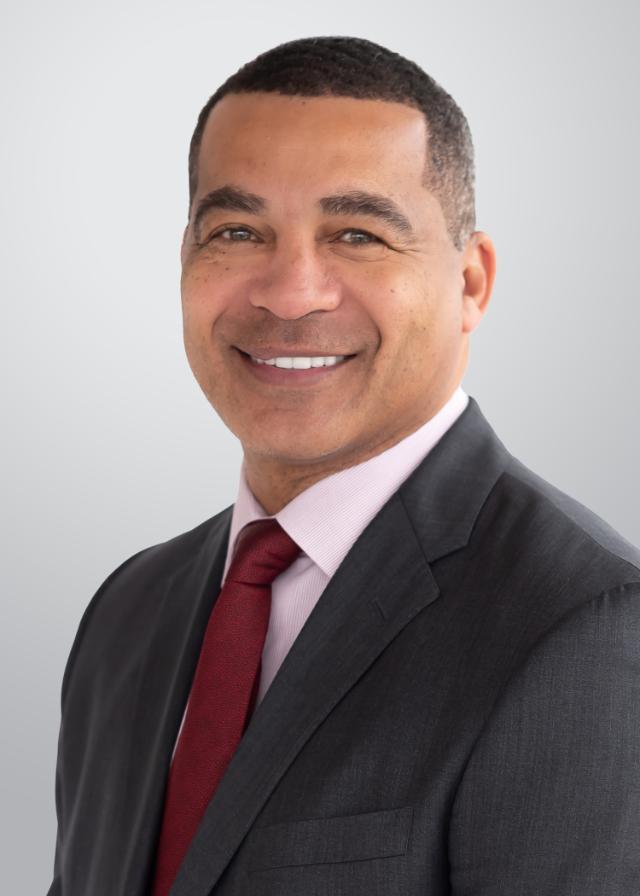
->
[248,240,342,320]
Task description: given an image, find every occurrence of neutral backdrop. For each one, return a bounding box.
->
[2,0,638,891]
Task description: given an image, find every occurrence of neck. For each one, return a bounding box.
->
[242,413,443,515]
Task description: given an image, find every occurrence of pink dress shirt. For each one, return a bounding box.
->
[172,386,468,756]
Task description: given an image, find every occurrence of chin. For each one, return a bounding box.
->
[246,434,350,467]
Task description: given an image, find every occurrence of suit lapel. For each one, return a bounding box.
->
[120,509,233,896]
[170,397,510,896]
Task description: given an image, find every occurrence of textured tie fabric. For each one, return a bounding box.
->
[151,518,301,896]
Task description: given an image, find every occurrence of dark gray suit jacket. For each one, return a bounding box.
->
[48,396,640,895]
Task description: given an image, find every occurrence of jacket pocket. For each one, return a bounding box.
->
[248,805,413,872]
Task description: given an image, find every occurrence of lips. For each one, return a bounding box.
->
[236,347,358,362]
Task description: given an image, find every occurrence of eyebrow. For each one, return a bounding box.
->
[192,184,416,239]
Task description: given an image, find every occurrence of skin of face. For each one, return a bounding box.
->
[180,92,496,514]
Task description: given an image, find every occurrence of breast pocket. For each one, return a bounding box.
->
[248,805,414,872]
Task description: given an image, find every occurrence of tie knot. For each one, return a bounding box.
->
[226,518,301,587]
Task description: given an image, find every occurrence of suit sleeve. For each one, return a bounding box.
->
[448,581,640,895]
[45,547,151,895]
[45,731,64,896]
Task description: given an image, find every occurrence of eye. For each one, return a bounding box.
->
[337,228,383,245]
[202,226,260,245]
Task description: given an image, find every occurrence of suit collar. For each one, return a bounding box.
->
[399,394,511,561]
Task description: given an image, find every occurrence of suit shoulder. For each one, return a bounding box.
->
[108,504,233,586]
[495,454,640,582]
[60,505,232,704]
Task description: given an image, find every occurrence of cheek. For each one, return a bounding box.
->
[181,265,229,338]
[380,285,451,382]
[376,275,435,347]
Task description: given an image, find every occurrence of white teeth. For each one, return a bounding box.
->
[251,355,347,369]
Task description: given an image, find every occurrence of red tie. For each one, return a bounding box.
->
[151,518,301,896]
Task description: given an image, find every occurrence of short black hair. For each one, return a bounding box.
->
[187,36,475,251]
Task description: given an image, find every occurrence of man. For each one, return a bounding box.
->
[48,35,640,896]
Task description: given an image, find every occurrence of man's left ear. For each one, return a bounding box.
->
[461,231,497,334]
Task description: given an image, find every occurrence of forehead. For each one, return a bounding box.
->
[196,92,431,201]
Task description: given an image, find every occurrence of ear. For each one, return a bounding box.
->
[180,224,189,265]
[460,231,497,334]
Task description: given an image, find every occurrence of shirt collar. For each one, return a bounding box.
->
[222,385,469,582]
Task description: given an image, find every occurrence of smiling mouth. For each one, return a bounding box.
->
[234,347,358,383]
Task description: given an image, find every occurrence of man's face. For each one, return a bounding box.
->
[181,92,484,476]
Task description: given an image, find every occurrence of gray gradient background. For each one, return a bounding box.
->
[2,0,638,891]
